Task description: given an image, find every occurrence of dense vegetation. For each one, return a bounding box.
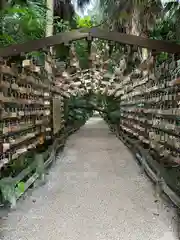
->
[64,93,94,129]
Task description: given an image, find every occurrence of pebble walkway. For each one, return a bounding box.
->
[0,117,177,240]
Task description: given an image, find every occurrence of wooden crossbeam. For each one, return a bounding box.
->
[89,28,180,54]
[0,29,88,58]
[0,27,180,57]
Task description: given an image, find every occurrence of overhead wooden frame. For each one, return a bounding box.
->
[0,27,180,58]
[0,29,88,58]
[89,28,180,54]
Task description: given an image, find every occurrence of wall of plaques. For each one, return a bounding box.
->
[119,56,180,165]
[0,54,64,172]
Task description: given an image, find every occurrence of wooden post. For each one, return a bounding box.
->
[35,154,45,183]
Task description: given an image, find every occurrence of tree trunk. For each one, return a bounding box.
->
[46,0,54,37]
[0,0,6,10]
[0,0,6,36]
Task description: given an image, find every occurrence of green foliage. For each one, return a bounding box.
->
[54,18,71,33]
[64,94,94,127]
[150,17,180,43]
[76,15,95,28]
[63,91,122,129]
[109,110,121,121]
[74,39,89,68]
[0,1,98,47]
[92,93,122,124]
[54,15,96,66]
[16,181,25,193]
[0,3,46,46]
[146,1,180,43]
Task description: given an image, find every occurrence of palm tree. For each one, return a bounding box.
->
[97,0,162,36]
[163,0,180,41]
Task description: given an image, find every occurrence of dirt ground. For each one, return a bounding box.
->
[0,117,178,239]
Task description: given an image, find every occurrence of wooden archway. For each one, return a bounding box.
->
[0,27,180,58]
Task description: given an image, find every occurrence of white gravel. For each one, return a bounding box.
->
[0,117,178,240]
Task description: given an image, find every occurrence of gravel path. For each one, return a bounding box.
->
[0,117,177,240]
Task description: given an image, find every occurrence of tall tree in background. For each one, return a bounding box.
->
[0,0,75,46]
[0,0,180,46]
[97,0,162,36]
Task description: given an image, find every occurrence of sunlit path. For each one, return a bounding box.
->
[1,117,177,240]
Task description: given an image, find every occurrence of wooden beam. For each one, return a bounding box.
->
[89,28,180,54]
[0,27,180,58]
[0,29,88,58]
